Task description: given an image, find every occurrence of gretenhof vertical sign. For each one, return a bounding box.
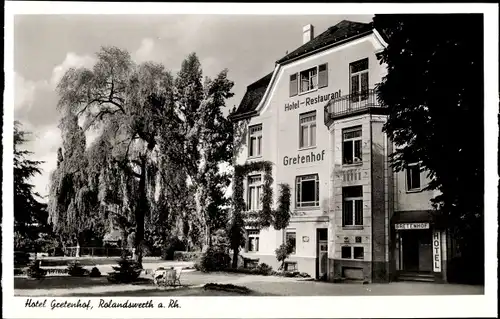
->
[432,230,441,272]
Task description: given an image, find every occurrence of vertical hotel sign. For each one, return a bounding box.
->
[432,230,441,272]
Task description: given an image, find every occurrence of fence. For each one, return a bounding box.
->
[64,246,131,257]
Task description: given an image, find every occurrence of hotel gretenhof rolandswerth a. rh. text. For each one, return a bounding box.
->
[229,20,453,283]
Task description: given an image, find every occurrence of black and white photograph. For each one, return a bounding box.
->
[3,2,498,318]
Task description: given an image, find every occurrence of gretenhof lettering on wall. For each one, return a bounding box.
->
[283,150,325,166]
[285,90,341,111]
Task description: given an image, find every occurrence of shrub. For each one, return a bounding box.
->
[196,247,231,272]
[161,237,186,260]
[275,242,294,270]
[173,251,202,261]
[14,251,30,268]
[89,267,101,277]
[67,262,88,277]
[257,263,273,275]
[107,257,142,283]
[26,260,46,279]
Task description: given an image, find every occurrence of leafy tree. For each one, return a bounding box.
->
[160,53,235,249]
[53,47,234,264]
[374,14,484,283]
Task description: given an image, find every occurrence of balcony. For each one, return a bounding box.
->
[324,89,387,126]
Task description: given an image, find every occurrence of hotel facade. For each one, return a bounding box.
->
[230,20,451,283]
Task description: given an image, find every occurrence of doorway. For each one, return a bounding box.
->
[400,230,432,272]
[316,228,328,280]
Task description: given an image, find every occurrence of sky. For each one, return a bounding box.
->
[14,14,374,200]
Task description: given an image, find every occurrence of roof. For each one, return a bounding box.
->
[230,20,374,121]
[276,20,373,64]
[229,71,273,121]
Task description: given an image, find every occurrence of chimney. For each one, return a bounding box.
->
[303,24,314,44]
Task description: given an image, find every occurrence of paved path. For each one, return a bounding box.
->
[15,271,483,297]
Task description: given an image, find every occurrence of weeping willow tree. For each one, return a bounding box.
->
[50,47,174,265]
[47,112,105,254]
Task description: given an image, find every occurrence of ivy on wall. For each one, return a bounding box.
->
[232,161,291,230]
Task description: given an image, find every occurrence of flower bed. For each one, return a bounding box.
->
[203,283,252,294]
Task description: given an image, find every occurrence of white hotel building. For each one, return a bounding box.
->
[229,20,451,283]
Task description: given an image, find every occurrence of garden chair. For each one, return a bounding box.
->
[172,267,183,287]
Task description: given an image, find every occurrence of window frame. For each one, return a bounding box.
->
[290,63,328,97]
[285,230,297,254]
[295,174,320,209]
[342,186,363,227]
[247,174,263,211]
[349,58,369,102]
[406,162,422,192]
[247,229,260,253]
[248,124,263,158]
[341,246,365,260]
[299,111,317,149]
[342,126,363,165]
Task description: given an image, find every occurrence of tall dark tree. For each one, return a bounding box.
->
[162,53,235,249]
[14,121,52,252]
[374,14,484,283]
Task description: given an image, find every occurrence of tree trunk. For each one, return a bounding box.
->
[134,155,147,268]
[232,247,239,269]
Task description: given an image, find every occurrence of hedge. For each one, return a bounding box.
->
[173,251,202,261]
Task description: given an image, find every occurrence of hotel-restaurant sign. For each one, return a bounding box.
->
[284,90,341,112]
[395,222,430,230]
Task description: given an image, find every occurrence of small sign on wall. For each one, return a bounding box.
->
[432,230,441,273]
[395,222,430,230]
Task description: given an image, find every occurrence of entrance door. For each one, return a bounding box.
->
[316,229,328,280]
[401,230,432,272]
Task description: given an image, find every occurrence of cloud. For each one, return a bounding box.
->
[134,38,155,63]
[14,73,36,111]
[50,52,95,88]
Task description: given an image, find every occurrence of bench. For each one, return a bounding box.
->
[243,257,260,269]
[284,261,298,272]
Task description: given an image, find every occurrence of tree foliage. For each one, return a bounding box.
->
[374,14,484,281]
[14,121,54,252]
[50,47,235,263]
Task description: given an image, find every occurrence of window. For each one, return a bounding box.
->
[343,127,362,164]
[406,163,421,191]
[247,175,263,211]
[247,230,260,252]
[286,231,296,254]
[350,58,369,102]
[296,174,320,208]
[289,63,328,97]
[353,247,364,260]
[248,124,262,157]
[299,111,316,148]
[343,186,363,226]
[341,246,351,259]
[342,246,364,260]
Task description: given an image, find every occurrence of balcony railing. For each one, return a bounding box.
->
[324,89,386,126]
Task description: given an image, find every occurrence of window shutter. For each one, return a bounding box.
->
[318,63,328,88]
[290,73,298,97]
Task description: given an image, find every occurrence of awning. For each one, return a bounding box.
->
[391,210,445,228]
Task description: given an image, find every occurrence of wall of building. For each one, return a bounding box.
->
[234,32,388,278]
[394,165,436,212]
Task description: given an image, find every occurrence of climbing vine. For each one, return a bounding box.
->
[232,161,291,230]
